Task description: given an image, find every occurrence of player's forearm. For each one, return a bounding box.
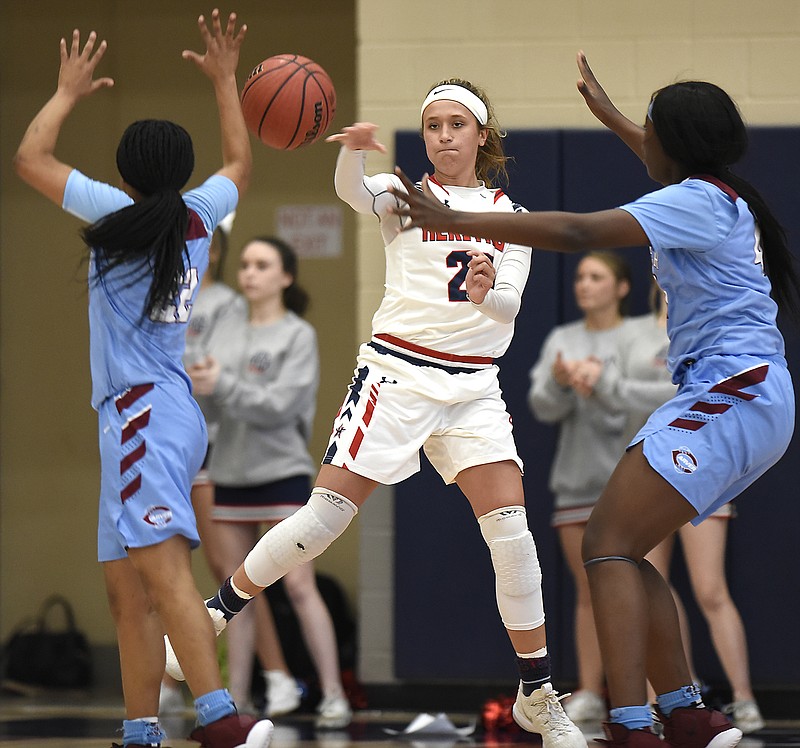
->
[215,74,252,194]
[14,90,77,203]
[604,113,646,162]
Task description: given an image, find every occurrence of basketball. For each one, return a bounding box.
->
[240,54,337,150]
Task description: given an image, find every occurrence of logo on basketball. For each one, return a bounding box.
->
[672,447,698,474]
[143,505,173,527]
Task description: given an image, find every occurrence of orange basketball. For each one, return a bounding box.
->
[240,54,336,150]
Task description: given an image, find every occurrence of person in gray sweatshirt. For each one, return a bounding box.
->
[187,236,351,728]
[528,251,632,723]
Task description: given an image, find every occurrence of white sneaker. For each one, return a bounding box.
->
[725,700,765,734]
[158,682,185,714]
[513,682,588,748]
[264,670,302,717]
[315,694,353,730]
[164,600,228,681]
[564,689,606,722]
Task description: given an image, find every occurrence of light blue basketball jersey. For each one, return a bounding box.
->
[62,170,238,408]
[619,177,785,382]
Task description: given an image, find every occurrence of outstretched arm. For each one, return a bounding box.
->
[14,30,114,205]
[576,50,645,161]
[183,9,251,196]
[390,169,648,252]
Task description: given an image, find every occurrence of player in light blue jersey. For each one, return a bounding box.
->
[393,52,799,748]
[14,11,274,748]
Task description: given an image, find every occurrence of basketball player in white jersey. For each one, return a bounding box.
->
[166,78,586,748]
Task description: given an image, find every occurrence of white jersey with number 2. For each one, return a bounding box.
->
[334,147,532,361]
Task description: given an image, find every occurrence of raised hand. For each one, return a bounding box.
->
[325,122,387,153]
[575,50,620,126]
[577,50,645,160]
[57,29,114,103]
[182,9,247,82]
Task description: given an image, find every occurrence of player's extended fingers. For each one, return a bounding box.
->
[195,13,212,46]
[223,11,237,36]
[88,38,110,69]
[392,167,417,198]
[208,8,223,43]
[69,29,81,58]
[420,173,437,199]
[80,31,96,58]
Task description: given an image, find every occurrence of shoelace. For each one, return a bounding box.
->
[533,690,574,734]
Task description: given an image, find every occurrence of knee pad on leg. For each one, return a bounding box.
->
[478,506,544,631]
[244,488,358,588]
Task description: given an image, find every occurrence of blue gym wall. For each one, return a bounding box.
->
[392,128,800,688]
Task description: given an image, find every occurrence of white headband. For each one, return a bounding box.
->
[420,84,488,126]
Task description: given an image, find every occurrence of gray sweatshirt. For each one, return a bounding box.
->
[528,319,630,509]
[199,304,319,487]
[592,313,676,445]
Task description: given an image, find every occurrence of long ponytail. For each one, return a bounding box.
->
[82,119,195,317]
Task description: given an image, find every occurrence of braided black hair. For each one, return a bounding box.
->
[650,82,800,318]
[82,119,195,317]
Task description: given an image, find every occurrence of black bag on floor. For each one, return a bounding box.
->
[2,595,93,689]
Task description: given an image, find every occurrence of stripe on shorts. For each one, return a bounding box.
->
[668,363,769,431]
[115,384,154,504]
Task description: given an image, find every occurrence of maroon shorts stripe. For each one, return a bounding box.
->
[115,383,155,414]
[120,441,147,475]
[708,364,768,401]
[668,417,706,431]
[120,473,142,502]
[689,401,732,415]
[122,408,152,444]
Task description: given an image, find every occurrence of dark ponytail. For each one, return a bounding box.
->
[82,119,195,317]
[650,82,800,319]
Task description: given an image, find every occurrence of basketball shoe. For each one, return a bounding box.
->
[595,722,665,748]
[315,694,353,730]
[263,670,302,717]
[657,705,742,748]
[512,682,587,748]
[189,713,273,748]
[164,601,227,681]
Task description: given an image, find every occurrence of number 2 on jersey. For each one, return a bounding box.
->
[446,250,493,302]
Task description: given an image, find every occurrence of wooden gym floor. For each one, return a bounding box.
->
[0,685,798,748]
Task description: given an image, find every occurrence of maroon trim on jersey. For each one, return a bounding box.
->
[186,209,208,241]
[690,174,738,203]
[493,190,505,204]
[374,333,493,365]
[427,175,450,195]
[115,383,155,414]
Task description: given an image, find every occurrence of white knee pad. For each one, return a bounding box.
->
[478,506,545,631]
[243,488,358,588]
